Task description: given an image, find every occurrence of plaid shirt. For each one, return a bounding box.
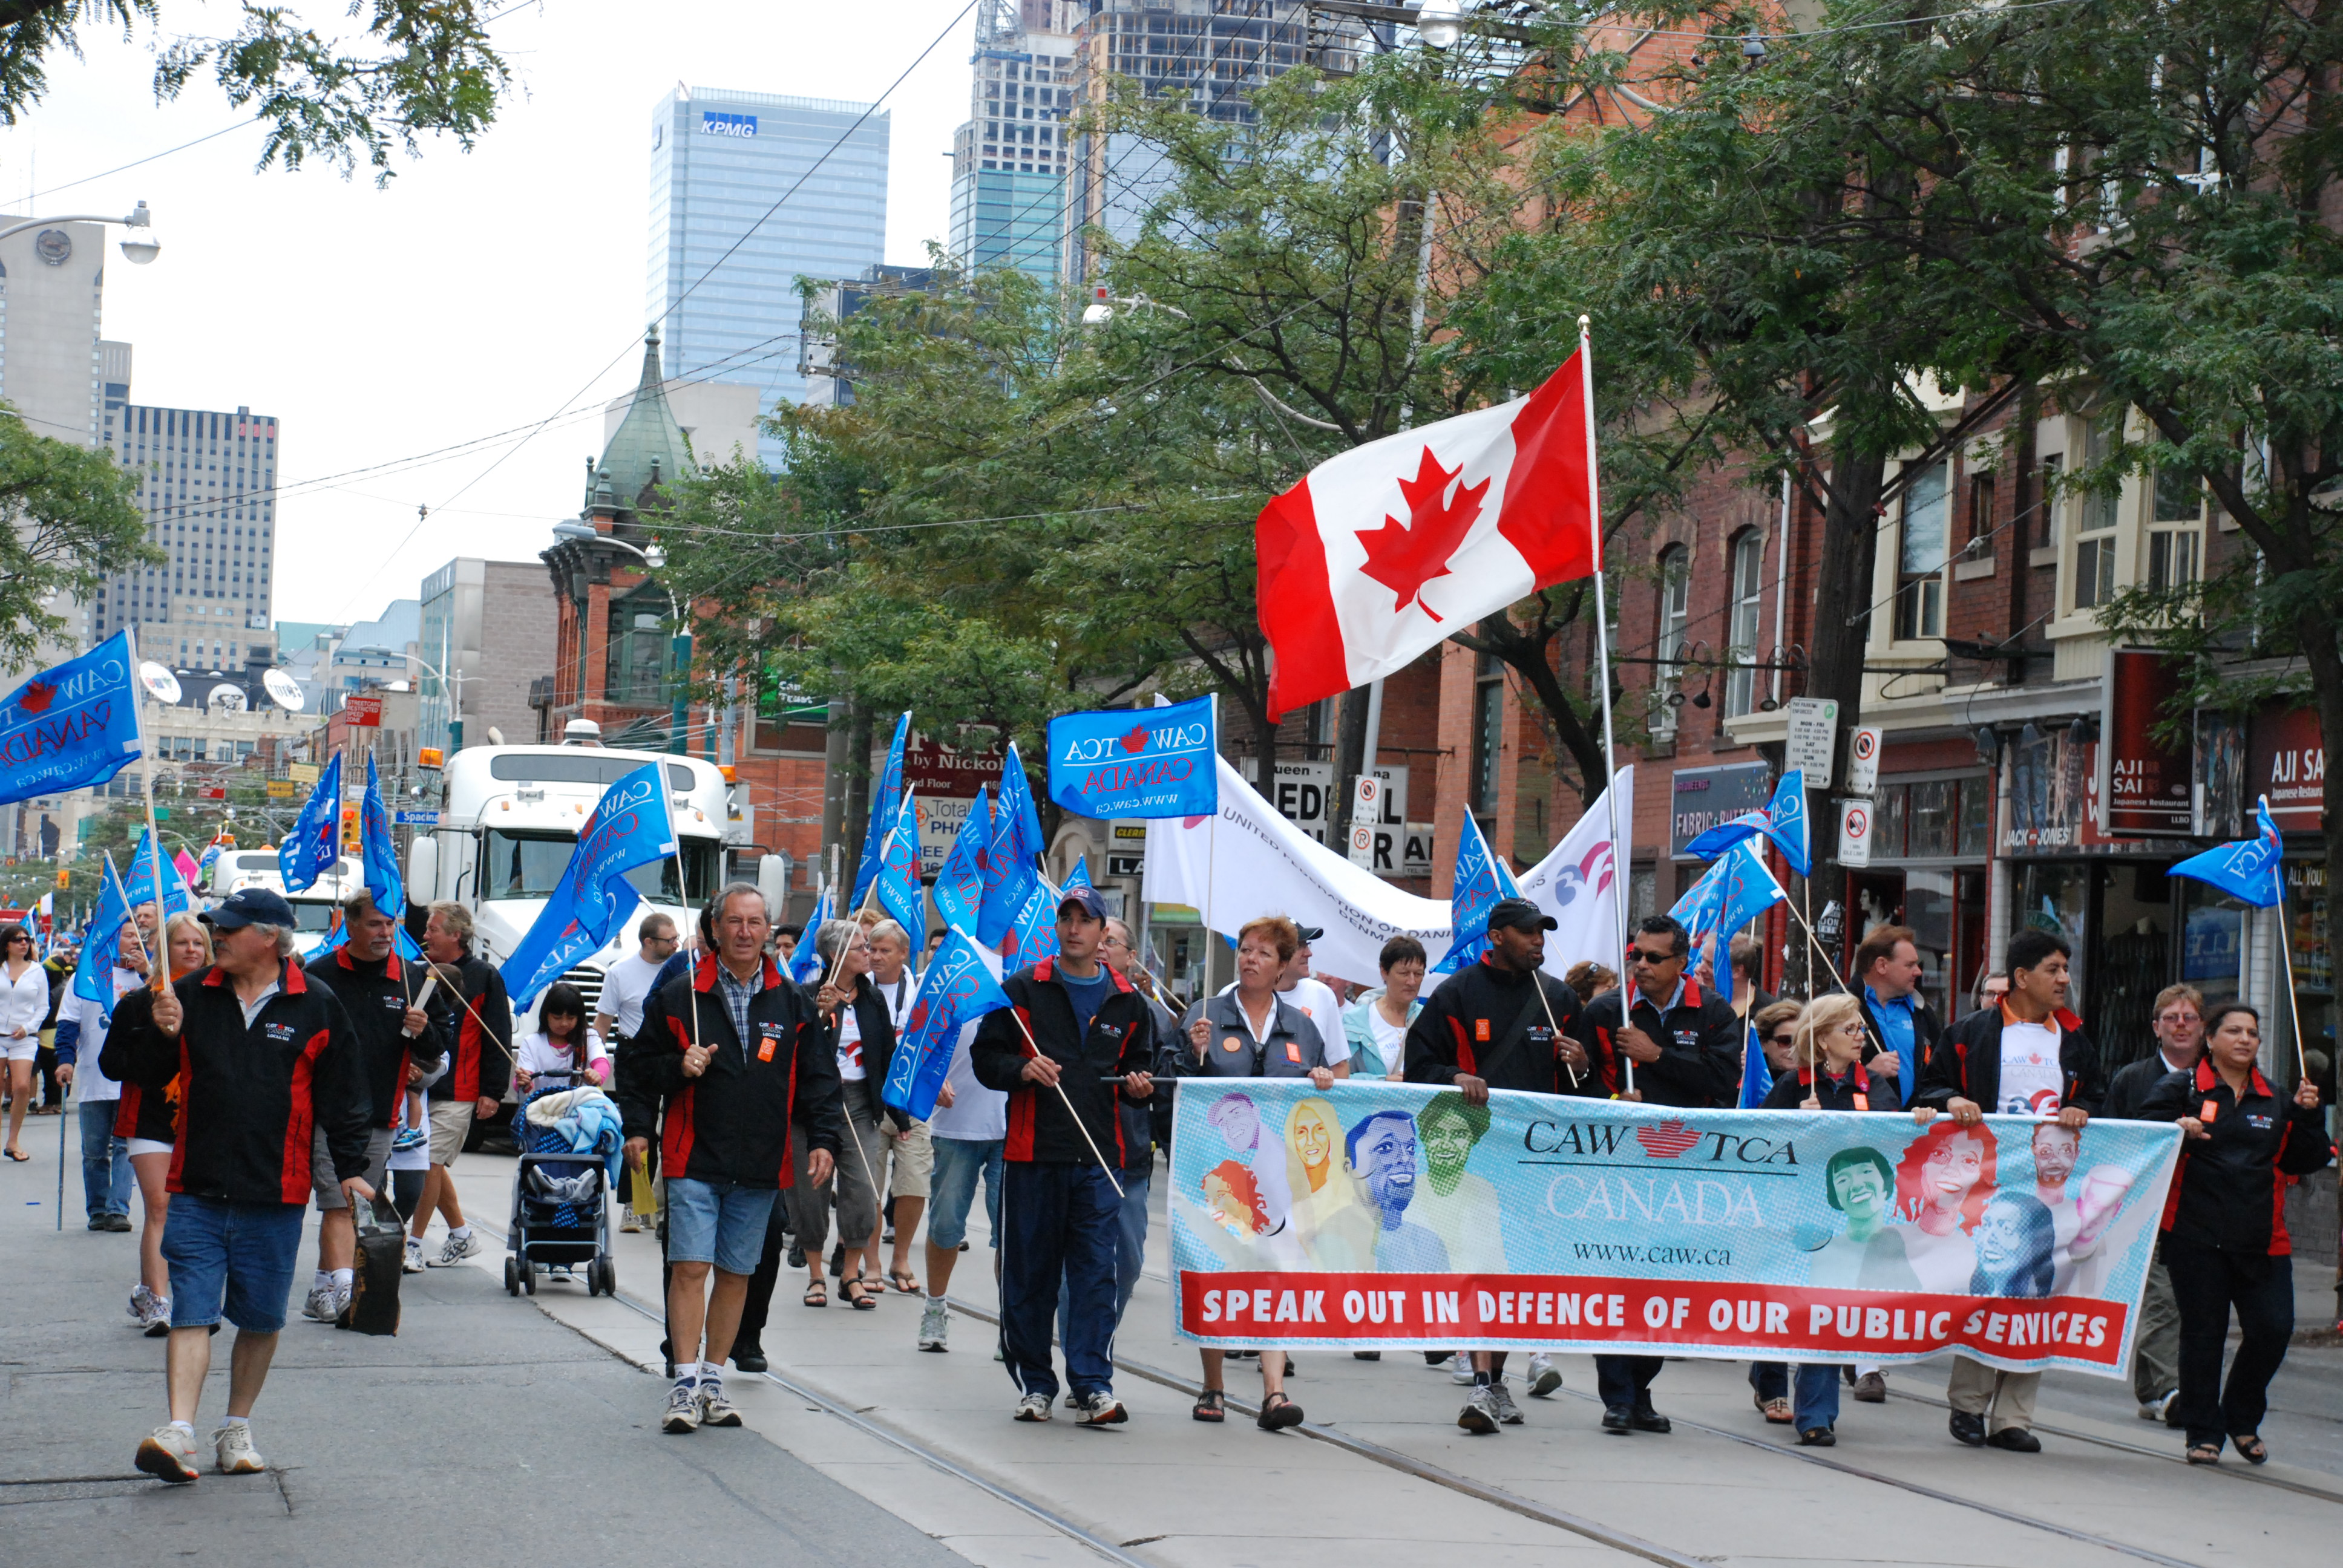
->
[715,962,762,1045]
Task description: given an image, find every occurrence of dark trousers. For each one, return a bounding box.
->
[1748,1361,1788,1402]
[1001,1160,1119,1400]
[1596,1354,1663,1413]
[735,1197,792,1353]
[2165,1234,2295,1449]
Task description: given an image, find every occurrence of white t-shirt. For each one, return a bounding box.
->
[598,953,664,1039]
[1997,1018,2064,1117]
[926,1022,1007,1141]
[517,1028,609,1082]
[1368,1007,1407,1081]
[71,969,146,1102]
[837,1006,867,1082]
[871,969,916,1034]
[1219,975,1348,1065]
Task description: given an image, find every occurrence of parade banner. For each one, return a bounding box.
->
[1168,1080,2181,1376]
[0,632,143,806]
[1046,694,1217,819]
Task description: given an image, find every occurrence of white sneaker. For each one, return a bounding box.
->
[698,1381,742,1427]
[129,1282,156,1324]
[1526,1353,1562,1397]
[1458,1385,1501,1434]
[1014,1391,1052,1422]
[142,1296,172,1338]
[136,1424,201,1484]
[428,1230,481,1267]
[300,1285,335,1322]
[1073,1391,1127,1426]
[619,1211,642,1233]
[662,1381,701,1434]
[917,1297,949,1351]
[1487,1380,1525,1425]
[402,1239,426,1275]
[1450,1349,1477,1385]
[212,1422,265,1474]
[326,1284,351,1323]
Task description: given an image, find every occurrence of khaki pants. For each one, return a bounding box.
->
[1947,1354,2039,1433]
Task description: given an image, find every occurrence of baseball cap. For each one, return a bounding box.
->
[1487,897,1557,933]
[1296,925,1325,943]
[1057,886,1109,923]
[206,887,297,930]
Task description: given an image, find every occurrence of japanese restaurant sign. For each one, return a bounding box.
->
[2247,703,2325,834]
[2100,651,2192,837]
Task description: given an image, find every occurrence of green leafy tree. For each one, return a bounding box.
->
[0,406,159,672]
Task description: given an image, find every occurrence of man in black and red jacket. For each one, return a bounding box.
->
[618,883,841,1434]
[304,892,443,1321]
[970,887,1158,1428]
[1405,897,1587,1431]
[408,901,511,1270]
[1568,912,1742,1435]
[113,888,372,1485]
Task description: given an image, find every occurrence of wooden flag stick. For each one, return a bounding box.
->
[1008,1008,1125,1200]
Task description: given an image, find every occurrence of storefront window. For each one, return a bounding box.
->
[1878,786,1907,859]
[2284,861,2332,1086]
[1908,780,1956,858]
[1958,777,1990,857]
[2017,862,2091,1012]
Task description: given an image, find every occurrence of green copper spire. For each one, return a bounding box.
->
[597,325,695,511]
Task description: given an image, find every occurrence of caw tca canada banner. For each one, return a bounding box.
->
[1046,694,1217,819]
[1168,1082,2181,1375]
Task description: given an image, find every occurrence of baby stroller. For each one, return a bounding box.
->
[504,1083,619,1298]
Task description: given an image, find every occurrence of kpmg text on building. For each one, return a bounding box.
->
[702,111,758,137]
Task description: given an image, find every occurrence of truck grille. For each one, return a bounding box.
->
[559,965,606,1018]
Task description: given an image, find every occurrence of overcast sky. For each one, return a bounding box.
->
[2,0,975,629]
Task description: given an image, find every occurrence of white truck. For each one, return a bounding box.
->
[205,848,363,958]
[402,740,754,1025]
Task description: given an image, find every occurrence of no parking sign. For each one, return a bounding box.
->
[1840,800,1873,867]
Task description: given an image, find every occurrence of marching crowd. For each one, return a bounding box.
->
[0,874,2328,1485]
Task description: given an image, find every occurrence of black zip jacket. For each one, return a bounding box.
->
[2138,1059,2332,1256]
[1915,1003,2107,1117]
[971,956,1158,1165]
[110,959,369,1206]
[2102,1053,2193,1122]
[1570,978,1740,1107]
[100,987,185,1144]
[311,947,448,1128]
[1175,991,1329,1079]
[617,955,844,1190]
[1405,955,1587,1096]
[430,948,512,1105]
[827,975,909,1132]
[1760,1060,1903,1114]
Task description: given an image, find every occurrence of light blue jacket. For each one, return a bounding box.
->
[1342,989,1423,1079]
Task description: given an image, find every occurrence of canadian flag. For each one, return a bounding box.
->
[1256,348,1599,718]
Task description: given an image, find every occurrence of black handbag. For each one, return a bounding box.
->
[337,1195,405,1336]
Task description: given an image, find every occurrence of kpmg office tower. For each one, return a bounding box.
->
[647,87,890,467]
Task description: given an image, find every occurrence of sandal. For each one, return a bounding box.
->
[1257,1391,1305,1431]
[2232,1434,2269,1466]
[2,1148,26,1162]
[802,1281,828,1308]
[1761,1396,1793,1424]
[1192,1388,1226,1423]
[842,1276,879,1310]
[2186,1444,2222,1466]
[886,1268,920,1295]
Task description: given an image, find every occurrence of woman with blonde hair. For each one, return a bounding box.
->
[98,912,213,1335]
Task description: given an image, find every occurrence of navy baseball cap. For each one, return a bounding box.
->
[1488,897,1558,933]
[1057,886,1109,923]
[206,887,297,930]
[1296,925,1325,943]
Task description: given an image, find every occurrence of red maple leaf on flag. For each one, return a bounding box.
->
[1353,447,1490,621]
[16,680,56,713]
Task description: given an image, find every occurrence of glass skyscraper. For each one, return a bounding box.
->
[646,87,890,467]
[948,1,1076,285]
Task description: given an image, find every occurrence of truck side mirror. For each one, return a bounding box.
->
[407,836,439,905]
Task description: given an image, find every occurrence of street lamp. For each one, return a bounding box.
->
[550,520,690,756]
[0,200,162,264]
[1414,0,1469,49]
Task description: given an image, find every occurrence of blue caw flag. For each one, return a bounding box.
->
[1708,840,1786,1001]
[1434,811,1522,974]
[281,751,344,893]
[361,752,404,918]
[2169,796,2284,909]
[978,764,1041,949]
[1046,694,1217,819]
[882,927,1012,1120]
[0,631,144,807]
[71,855,132,1013]
[871,788,926,938]
[851,711,911,910]
[499,762,678,1008]
[1061,854,1093,893]
[1004,875,1060,968]
[120,828,197,925]
[931,785,989,938]
[790,884,836,985]
[1738,1013,1773,1109]
[1686,768,1810,876]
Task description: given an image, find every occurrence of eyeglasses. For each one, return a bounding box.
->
[1768,1033,1795,1046]
[1631,947,1680,966]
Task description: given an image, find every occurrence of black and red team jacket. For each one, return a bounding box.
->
[107,959,370,1206]
[971,958,1159,1165]
[1569,978,1742,1107]
[1914,1002,2107,1118]
[615,955,842,1190]
[100,987,182,1145]
[425,949,512,1106]
[1403,955,1587,1096]
[310,947,449,1129]
[2137,1059,2333,1256]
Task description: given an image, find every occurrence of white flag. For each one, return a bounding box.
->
[1516,766,1636,982]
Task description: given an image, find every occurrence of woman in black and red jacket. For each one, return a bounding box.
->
[2137,1001,2330,1466]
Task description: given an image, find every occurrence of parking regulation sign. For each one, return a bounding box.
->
[1840,799,1873,867]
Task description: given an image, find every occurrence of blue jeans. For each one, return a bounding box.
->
[1794,1362,1842,1433]
[927,1135,1003,1250]
[79,1099,131,1219]
[664,1178,777,1275]
[1001,1161,1119,1400]
[162,1194,306,1333]
[1059,1170,1150,1343]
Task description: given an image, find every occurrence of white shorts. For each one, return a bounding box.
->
[2,1036,36,1063]
[127,1138,172,1158]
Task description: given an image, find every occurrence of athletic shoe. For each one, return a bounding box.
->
[428,1230,481,1267]
[1450,1349,1477,1385]
[142,1297,172,1338]
[1014,1391,1052,1422]
[135,1425,202,1484]
[918,1297,949,1351]
[213,1423,266,1474]
[300,1285,336,1322]
[390,1125,427,1154]
[1487,1381,1525,1425]
[619,1212,641,1233]
[698,1382,743,1427]
[402,1239,426,1275]
[1948,1410,1987,1447]
[1525,1353,1562,1397]
[1073,1391,1127,1426]
[1457,1385,1500,1434]
[663,1382,701,1434]
[1851,1371,1887,1403]
[129,1283,156,1324]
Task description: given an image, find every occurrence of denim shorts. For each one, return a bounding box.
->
[162,1194,307,1333]
[927,1136,1003,1250]
[663,1177,776,1275]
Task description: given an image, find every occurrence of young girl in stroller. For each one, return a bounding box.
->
[505,984,620,1296]
[515,984,609,1094]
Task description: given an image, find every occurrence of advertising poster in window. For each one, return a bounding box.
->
[2100,650,2194,837]
[2247,702,2325,834]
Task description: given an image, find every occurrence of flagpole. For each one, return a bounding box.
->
[1579,318,1633,1097]
[125,628,168,998]
[1006,1008,1125,1200]
[824,787,914,995]
[2272,883,2312,1082]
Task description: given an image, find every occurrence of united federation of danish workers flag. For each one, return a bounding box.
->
[1256,349,1601,718]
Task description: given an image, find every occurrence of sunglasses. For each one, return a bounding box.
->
[1631,947,1680,965]
[1768,1033,1795,1046]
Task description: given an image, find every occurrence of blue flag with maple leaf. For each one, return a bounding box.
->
[0,630,144,807]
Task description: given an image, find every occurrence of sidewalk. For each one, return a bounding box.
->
[0,1105,974,1568]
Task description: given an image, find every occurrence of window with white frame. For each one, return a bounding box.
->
[2148,465,2203,590]
[2074,414,2122,610]
[1894,461,1951,639]
[1725,531,1764,716]
[1653,545,1690,734]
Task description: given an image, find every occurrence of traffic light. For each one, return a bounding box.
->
[342,805,361,854]
[54,868,70,889]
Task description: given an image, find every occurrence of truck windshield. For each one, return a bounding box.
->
[286,903,339,933]
[481,829,718,906]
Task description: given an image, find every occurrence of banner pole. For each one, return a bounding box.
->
[1009,1008,1124,1201]
[125,628,168,998]
[2272,883,2311,1081]
[1580,316,1632,1097]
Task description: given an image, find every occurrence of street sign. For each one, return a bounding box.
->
[1107,855,1144,878]
[289,763,320,785]
[1785,697,1840,790]
[266,780,296,799]
[1839,799,1873,868]
[344,694,383,728]
[1346,776,1384,867]
[1846,726,1883,796]
[394,810,440,826]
